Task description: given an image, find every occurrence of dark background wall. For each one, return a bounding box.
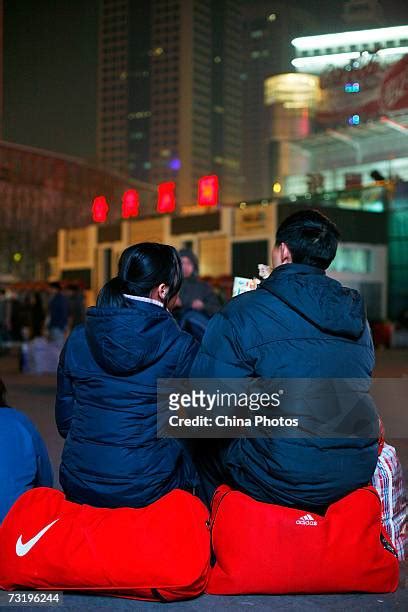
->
[278,204,387,245]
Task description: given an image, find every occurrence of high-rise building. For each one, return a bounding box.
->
[98,0,243,210]
[98,0,129,176]
[241,1,318,201]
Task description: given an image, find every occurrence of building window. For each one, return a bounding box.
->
[330,247,372,274]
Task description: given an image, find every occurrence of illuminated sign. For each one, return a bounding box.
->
[92,196,109,223]
[198,175,219,207]
[157,182,176,213]
[122,189,140,219]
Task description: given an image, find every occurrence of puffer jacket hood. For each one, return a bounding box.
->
[85,300,182,375]
[56,298,199,510]
[262,264,366,339]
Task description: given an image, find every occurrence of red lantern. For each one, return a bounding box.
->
[157,181,176,214]
[122,189,140,219]
[198,175,219,207]
[92,196,109,223]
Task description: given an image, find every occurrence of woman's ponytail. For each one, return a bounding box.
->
[96,277,126,308]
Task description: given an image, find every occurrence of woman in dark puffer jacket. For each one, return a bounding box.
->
[55,243,199,508]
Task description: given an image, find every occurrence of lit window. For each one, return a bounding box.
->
[151,47,164,56]
[128,111,152,120]
[330,247,372,274]
[267,13,277,22]
[130,132,144,140]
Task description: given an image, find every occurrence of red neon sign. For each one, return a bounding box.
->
[157,181,176,214]
[198,175,219,207]
[122,189,140,219]
[92,196,109,223]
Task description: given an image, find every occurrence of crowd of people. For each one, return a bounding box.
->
[0,209,391,528]
[0,283,86,372]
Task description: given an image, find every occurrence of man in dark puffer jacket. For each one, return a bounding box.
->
[191,210,379,510]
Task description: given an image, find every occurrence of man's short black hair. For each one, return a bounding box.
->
[275,209,340,270]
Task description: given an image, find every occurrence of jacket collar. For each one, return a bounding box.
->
[123,294,164,308]
[267,263,326,281]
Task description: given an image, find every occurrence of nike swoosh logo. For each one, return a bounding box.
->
[16,519,59,557]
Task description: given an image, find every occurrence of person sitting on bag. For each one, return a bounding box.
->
[0,377,53,522]
[55,243,199,509]
[191,210,379,509]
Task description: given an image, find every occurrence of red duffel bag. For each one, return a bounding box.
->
[207,485,399,595]
[0,487,210,602]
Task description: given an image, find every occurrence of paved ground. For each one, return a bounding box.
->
[0,349,407,611]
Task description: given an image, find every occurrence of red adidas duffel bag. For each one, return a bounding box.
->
[0,487,210,602]
[207,485,399,595]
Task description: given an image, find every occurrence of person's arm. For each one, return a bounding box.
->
[175,335,200,377]
[18,413,53,487]
[190,312,253,378]
[55,343,75,438]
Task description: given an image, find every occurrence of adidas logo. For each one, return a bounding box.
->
[296,513,318,526]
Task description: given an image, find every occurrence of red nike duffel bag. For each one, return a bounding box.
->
[0,487,210,602]
[207,485,399,595]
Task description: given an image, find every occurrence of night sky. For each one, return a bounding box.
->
[3,0,98,160]
[3,0,408,161]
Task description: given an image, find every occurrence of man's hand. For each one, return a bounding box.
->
[192,299,205,310]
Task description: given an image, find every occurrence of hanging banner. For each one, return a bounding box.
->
[381,54,408,112]
[316,55,408,126]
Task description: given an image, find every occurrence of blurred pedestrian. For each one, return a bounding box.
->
[67,284,85,330]
[0,288,7,348]
[31,292,46,338]
[176,248,221,340]
[9,291,23,342]
[47,282,69,347]
[19,294,33,340]
[0,377,53,522]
